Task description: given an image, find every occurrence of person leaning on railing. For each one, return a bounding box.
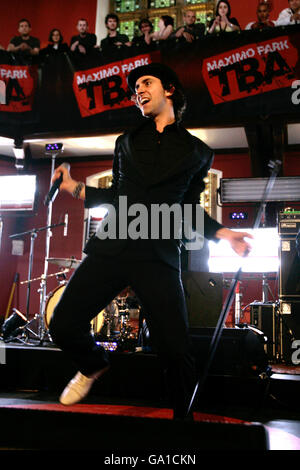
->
[131,18,154,49]
[100,13,131,54]
[7,18,40,56]
[150,15,174,42]
[40,29,69,58]
[275,0,300,25]
[174,9,205,43]
[245,1,275,30]
[70,18,97,55]
[208,0,240,34]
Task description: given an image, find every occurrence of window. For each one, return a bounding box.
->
[185,0,207,4]
[110,0,213,35]
[120,20,139,40]
[148,0,176,8]
[115,0,140,13]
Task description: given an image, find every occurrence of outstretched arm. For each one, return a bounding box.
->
[214,227,253,257]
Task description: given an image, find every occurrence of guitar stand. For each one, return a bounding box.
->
[187,159,282,416]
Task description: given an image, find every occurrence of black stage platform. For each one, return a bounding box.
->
[1,334,300,452]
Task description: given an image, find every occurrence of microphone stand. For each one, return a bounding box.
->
[0,217,3,252]
[39,153,56,343]
[187,160,282,416]
[9,222,65,343]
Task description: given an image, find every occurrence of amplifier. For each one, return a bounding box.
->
[279,300,300,364]
[250,302,279,361]
[279,237,300,299]
[278,210,300,236]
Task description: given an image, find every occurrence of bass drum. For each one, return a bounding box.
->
[44,284,104,334]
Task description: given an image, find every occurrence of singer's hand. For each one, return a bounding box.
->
[215,228,254,257]
[52,165,79,196]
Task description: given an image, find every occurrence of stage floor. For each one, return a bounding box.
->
[0,339,300,451]
[0,390,300,452]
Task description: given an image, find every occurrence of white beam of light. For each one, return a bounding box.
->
[0,175,36,210]
[208,228,280,273]
[89,206,109,219]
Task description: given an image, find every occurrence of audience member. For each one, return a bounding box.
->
[7,19,40,56]
[276,0,300,25]
[150,15,174,41]
[245,2,275,29]
[208,1,240,34]
[70,19,97,55]
[174,9,205,43]
[40,29,69,57]
[100,13,131,54]
[131,19,153,48]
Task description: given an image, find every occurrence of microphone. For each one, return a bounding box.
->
[64,213,68,237]
[44,162,70,206]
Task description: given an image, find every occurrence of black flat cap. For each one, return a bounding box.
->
[127,62,183,93]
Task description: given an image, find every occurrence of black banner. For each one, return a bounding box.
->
[0,26,299,137]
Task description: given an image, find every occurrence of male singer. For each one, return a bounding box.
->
[49,63,252,420]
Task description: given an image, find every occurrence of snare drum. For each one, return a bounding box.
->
[44,284,104,334]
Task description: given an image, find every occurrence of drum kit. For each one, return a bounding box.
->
[12,256,142,351]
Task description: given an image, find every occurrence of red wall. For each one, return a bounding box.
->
[0,0,97,50]
[0,158,112,322]
[229,0,289,29]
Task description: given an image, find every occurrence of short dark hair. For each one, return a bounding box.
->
[161,78,186,123]
[139,18,153,32]
[19,18,31,27]
[216,1,232,18]
[105,13,119,26]
[48,28,63,43]
[128,63,187,122]
[161,15,174,27]
[78,18,88,24]
[257,1,271,11]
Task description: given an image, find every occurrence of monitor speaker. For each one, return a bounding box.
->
[181,271,223,328]
[189,326,268,377]
[250,302,279,361]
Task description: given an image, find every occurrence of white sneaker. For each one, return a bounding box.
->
[59,367,109,405]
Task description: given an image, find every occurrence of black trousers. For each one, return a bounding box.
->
[49,246,196,418]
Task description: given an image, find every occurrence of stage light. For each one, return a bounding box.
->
[220,177,300,203]
[96,341,118,351]
[89,207,109,219]
[0,175,37,213]
[45,143,64,154]
[208,227,280,273]
[280,302,292,315]
[230,212,248,220]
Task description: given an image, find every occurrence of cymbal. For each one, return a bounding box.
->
[47,257,81,269]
